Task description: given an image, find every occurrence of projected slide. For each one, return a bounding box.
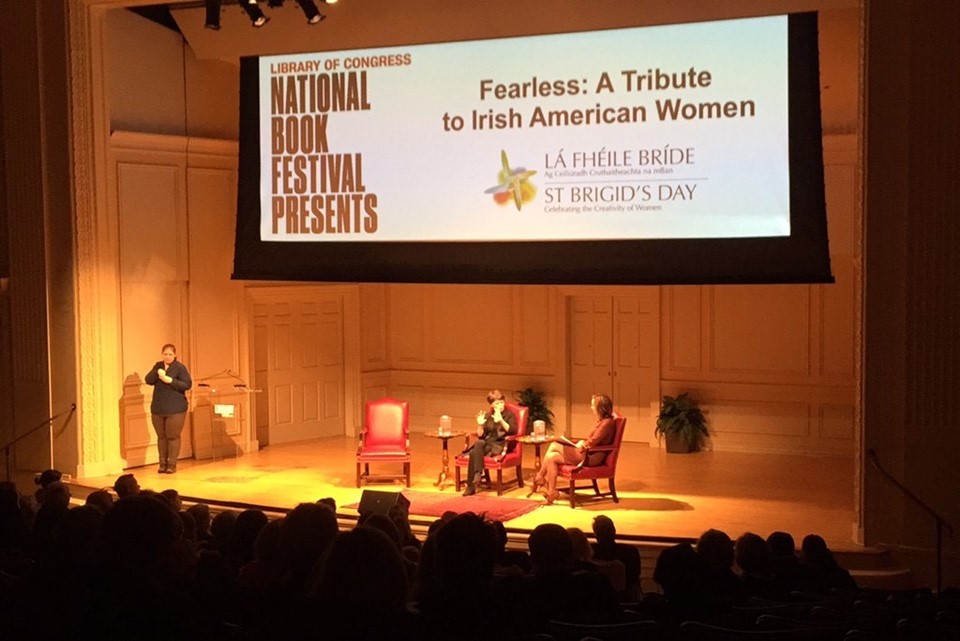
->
[258,15,790,242]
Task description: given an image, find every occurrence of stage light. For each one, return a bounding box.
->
[242,0,270,27]
[204,0,222,30]
[296,0,326,24]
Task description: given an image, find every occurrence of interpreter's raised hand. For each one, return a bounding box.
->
[475,411,486,426]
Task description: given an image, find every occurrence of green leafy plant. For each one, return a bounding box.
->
[517,387,555,432]
[655,393,710,452]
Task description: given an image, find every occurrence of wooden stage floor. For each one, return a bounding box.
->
[76,433,859,552]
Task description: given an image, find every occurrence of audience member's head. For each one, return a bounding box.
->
[99,493,186,588]
[159,489,182,512]
[186,503,211,539]
[388,501,418,548]
[696,528,735,569]
[85,489,114,514]
[653,542,706,600]
[41,481,71,510]
[228,508,269,567]
[210,509,238,551]
[592,514,617,545]
[178,510,197,544]
[528,523,575,577]
[252,518,283,565]
[279,502,339,591]
[361,512,402,549]
[35,468,62,489]
[314,526,408,617]
[316,497,337,512]
[113,473,140,499]
[434,512,497,590]
[34,469,63,503]
[567,527,593,563]
[800,534,838,568]
[799,533,857,593]
[766,531,796,558]
[51,504,104,569]
[490,519,509,551]
[735,532,770,575]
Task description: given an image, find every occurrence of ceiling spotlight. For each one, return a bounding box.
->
[204,0,222,30]
[243,0,270,27]
[324,0,339,4]
[296,0,326,24]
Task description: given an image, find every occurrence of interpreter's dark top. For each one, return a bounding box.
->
[477,408,518,456]
[144,359,192,414]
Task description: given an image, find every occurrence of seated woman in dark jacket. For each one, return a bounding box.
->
[533,394,616,505]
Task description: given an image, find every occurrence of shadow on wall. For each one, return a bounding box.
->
[120,373,151,467]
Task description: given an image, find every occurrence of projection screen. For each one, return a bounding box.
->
[233,12,832,284]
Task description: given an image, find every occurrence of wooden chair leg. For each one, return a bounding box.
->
[515,464,524,488]
[609,477,618,503]
[592,479,601,495]
[455,466,461,490]
[569,478,576,508]
[404,462,410,487]
[496,469,503,495]
[356,462,361,487]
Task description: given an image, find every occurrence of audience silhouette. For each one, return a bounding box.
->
[734,531,778,599]
[112,472,140,499]
[5,471,953,641]
[591,514,642,602]
[314,526,412,639]
[800,533,859,594]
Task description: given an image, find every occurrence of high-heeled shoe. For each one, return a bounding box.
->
[531,474,546,493]
[545,489,559,505]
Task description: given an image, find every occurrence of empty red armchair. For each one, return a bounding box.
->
[454,402,528,495]
[557,413,627,508]
[356,398,411,487]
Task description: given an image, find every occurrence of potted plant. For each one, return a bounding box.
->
[516,387,555,434]
[655,393,709,453]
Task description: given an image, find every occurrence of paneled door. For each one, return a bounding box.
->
[568,293,660,441]
[253,289,345,446]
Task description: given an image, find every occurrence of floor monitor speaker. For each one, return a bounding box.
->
[357,489,410,516]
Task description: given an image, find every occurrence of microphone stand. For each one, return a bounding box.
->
[2,403,76,483]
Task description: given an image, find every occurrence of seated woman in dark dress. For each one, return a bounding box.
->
[533,393,616,505]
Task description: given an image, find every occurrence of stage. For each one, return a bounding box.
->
[72,433,858,551]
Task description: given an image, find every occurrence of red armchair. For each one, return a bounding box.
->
[454,402,528,495]
[557,414,627,508]
[356,398,411,487]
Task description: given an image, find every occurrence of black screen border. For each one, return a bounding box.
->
[233,12,832,285]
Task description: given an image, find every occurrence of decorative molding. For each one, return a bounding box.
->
[70,1,108,467]
[109,129,238,166]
